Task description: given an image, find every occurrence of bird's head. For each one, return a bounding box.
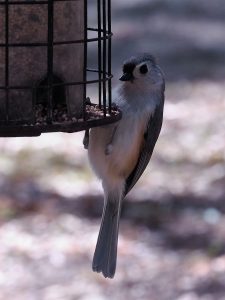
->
[120,54,164,90]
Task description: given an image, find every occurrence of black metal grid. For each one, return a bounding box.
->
[0,0,121,137]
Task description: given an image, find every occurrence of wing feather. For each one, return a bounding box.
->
[124,94,164,196]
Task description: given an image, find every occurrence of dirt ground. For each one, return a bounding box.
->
[0,0,225,299]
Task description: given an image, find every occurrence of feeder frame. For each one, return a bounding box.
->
[0,0,121,137]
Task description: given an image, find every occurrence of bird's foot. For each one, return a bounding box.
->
[83,129,89,150]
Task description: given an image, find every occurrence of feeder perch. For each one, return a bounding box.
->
[0,0,121,137]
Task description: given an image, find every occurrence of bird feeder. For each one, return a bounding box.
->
[0,0,121,137]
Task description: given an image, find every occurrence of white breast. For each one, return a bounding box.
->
[88,84,159,183]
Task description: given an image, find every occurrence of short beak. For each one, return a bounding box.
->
[119,72,134,82]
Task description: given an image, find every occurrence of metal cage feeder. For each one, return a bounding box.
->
[0,0,121,137]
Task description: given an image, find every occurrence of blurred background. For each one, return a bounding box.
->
[0,0,225,299]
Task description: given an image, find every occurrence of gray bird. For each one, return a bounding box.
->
[85,54,165,278]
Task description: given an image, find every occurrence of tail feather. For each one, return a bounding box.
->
[92,188,123,278]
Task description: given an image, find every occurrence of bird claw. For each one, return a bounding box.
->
[83,129,89,150]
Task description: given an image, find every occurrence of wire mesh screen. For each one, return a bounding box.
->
[0,0,121,137]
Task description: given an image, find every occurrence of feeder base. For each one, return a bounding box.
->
[0,104,122,137]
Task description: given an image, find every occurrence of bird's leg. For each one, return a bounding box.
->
[83,129,89,150]
[83,97,93,150]
[105,125,118,155]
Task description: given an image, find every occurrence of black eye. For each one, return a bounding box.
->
[139,64,148,74]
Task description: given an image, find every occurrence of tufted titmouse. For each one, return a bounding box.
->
[85,54,165,278]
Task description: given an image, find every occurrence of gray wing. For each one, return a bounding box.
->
[124,96,164,196]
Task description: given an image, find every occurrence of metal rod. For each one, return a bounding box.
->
[83,0,88,121]
[0,73,113,90]
[97,0,102,108]
[0,0,81,5]
[5,0,9,122]
[107,0,112,113]
[47,0,54,123]
[102,0,107,117]
[0,31,112,48]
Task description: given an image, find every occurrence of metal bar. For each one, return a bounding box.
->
[102,0,107,117]
[47,0,54,123]
[5,0,9,122]
[0,0,81,5]
[0,32,112,48]
[97,0,102,108]
[0,72,113,90]
[82,0,88,121]
[107,0,112,113]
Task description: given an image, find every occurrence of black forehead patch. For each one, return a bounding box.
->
[123,62,136,74]
[122,54,156,73]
